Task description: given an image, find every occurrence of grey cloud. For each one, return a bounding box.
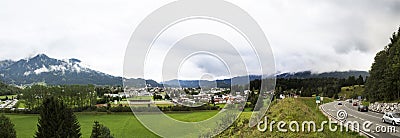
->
[1,0,400,79]
[333,39,369,54]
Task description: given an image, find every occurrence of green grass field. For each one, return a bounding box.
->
[129,96,152,100]
[4,111,224,138]
[5,112,157,138]
[166,111,218,122]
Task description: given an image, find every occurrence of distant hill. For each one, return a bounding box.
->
[123,78,163,88]
[0,54,122,85]
[276,71,369,79]
[163,71,369,88]
[161,75,262,88]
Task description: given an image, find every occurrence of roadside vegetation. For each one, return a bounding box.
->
[217,97,363,138]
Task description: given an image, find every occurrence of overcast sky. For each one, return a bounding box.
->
[0,0,400,81]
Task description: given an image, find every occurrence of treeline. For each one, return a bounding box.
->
[366,27,400,102]
[21,85,97,110]
[95,86,123,96]
[0,81,20,96]
[276,78,341,97]
[248,76,365,99]
[275,76,365,98]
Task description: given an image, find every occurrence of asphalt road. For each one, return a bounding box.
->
[321,101,400,138]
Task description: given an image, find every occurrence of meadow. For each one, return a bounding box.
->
[5,111,225,138]
[338,85,365,99]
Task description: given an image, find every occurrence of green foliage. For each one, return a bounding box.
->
[274,78,342,98]
[22,85,96,110]
[271,75,366,99]
[95,86,123,96]
[164,93,170,100]
[152,93,163,100]
[366,26,400,102]
[0,81,21,96]
[35,97,81,138]
[334,94,339,99]
[91,121,114,138]
[356,75,365,85]
[0,114,17,138]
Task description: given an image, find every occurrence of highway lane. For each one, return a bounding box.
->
[321,101,400,138]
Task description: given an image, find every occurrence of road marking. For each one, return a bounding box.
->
[343,103,381,120]
[321,102,377,138]
[332,102,400,134]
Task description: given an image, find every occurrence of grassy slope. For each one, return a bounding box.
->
[218,97,363,138]
[338,85,371,105]
[338,85,365,99]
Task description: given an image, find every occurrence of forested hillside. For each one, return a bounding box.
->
[366,27,400,102]
[0,81,20,96]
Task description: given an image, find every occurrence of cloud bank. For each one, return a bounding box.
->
[0,0,399,81]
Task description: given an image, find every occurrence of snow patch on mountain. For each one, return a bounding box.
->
[23,71,31,76]
[34,65,50,74]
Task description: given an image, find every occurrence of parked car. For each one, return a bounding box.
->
[338,102,343,105]
[382,112,400,126]
[358,105,368,112]
[353,102,358,106]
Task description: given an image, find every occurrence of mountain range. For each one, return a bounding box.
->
[0,54,369,87]
[0,54,122,85]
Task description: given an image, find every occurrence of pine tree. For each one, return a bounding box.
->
[35,97,81,138]
[0,114,16,138]
[90,121,114,138]
[91,121,101,138]
[356,75,364,85]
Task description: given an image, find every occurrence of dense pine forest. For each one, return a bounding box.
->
[365,27,400,102]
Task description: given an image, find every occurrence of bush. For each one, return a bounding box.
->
[109,106,131,112]
[157,104,219,112]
